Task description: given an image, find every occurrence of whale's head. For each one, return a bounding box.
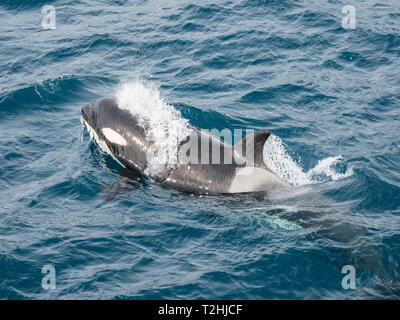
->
[81,97,122,133]
[81,97,150,174]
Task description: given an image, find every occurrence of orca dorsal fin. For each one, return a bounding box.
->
[234,130,271,168]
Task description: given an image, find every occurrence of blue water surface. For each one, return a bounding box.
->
[0,0,400,299]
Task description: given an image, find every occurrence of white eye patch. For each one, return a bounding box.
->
[101,128,127,146]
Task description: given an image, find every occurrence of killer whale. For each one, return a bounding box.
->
[81,97,289,194]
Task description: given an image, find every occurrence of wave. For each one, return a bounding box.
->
[0,75,112,116]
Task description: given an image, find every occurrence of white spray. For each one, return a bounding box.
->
[116,81,192,178]
[263,134,353,186]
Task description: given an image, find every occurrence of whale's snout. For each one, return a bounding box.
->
[81,103,95,127]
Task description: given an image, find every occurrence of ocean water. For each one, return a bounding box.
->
[0,0,399,299]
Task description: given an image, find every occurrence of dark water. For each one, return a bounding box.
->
[1,0,400,299]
